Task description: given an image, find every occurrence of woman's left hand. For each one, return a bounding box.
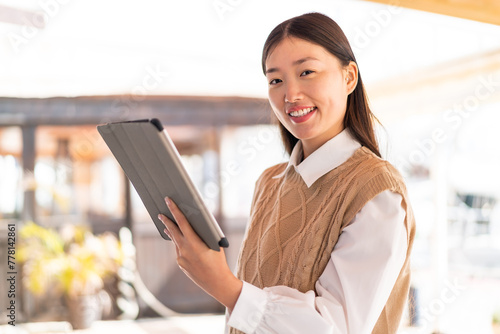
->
[158,197,242,311]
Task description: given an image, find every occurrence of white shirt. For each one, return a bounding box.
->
[226,129,408,334]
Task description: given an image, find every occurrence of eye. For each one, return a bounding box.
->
[300,70,314,76]
[269,78,282,85]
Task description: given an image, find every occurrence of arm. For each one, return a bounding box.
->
[227,190,408,333]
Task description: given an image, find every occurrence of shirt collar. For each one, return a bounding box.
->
[273,128,361,187]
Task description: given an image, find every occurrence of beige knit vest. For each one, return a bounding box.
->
[230,147,416,334]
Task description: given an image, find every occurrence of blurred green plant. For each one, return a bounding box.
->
[493,309,500,324]
[493,310,500,334]
[18,222,124,298]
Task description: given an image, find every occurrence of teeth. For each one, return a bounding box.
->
[289,107,315,117]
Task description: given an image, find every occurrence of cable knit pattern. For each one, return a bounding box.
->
[230,147,416,334]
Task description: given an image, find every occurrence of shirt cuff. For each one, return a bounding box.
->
[227,281,268,333]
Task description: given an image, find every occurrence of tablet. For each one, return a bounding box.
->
[97,119,228,251]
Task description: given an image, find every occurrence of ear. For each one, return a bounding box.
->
[344,61,358,95]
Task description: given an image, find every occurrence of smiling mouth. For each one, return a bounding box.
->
[289,107,317,117]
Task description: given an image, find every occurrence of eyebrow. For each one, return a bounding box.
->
[265,57,319,74]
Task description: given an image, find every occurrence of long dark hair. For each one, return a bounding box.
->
[262,12,381,157]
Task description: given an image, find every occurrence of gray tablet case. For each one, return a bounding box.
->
[97,119,228,251]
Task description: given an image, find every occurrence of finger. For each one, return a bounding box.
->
[164,228,180,254]
[162,225,173,240]
[159,215,182,253]
[165,197,198,239]
[158,213,183,242]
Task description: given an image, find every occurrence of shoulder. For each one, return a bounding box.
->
[254,162,288,189]
[338,147,409,214]
[351,147,406,188]
[340,148,411,227]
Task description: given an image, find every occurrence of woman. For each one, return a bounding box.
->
[159,12,416,334]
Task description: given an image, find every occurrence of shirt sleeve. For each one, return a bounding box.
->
[226,189,408,334]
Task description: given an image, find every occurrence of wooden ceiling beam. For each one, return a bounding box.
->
[368,48,500,123]
[0,95,273,127]
[363,0,500,26]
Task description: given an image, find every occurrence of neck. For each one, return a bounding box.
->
[301,127,345,159]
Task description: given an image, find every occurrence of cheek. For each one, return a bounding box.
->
[271,105,286,124]
[268,89,284,112]
[317,82,347,111]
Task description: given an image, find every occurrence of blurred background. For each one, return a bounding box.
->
[1,0,500,333]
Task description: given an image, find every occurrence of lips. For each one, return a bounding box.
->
[287,106,317,123]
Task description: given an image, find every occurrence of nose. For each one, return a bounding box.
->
[284,79,302,103]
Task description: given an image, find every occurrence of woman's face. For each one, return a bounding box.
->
[265,36,358,158]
